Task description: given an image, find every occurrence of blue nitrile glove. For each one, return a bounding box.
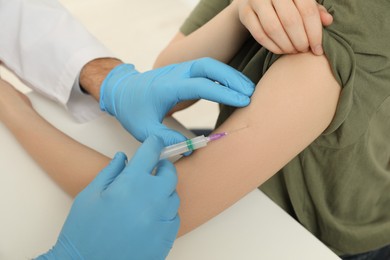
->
[37,136,180,260]
[100,57,255,146]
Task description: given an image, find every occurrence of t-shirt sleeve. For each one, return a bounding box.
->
[317,0,390,145]
[265,0,390,147]
[318,25,356,135]
[180,0,231,36]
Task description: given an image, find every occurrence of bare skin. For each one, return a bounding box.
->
[0,78,109,196]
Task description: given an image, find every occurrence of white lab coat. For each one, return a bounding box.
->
[0,0,113,122]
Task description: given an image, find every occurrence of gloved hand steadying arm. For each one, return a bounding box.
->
[100,57,255,146]
[37,136,179,260]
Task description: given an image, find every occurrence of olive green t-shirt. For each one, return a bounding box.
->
[181,0,390,255]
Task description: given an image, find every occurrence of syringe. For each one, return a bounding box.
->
[160,132,227,160]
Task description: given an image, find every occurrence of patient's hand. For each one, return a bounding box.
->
[235,0,333,55]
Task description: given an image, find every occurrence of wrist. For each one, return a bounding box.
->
[79,57,123,101]
[99,63,139,115]
[0,80,34,123]
[0,103,40,136]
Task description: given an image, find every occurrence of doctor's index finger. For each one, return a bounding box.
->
[188,57,255,96]
[175,78,250,107]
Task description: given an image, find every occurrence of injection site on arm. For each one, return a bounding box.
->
[160,133,227,159]
[173,52,341,236]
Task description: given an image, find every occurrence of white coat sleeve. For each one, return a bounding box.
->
[0,0,114,122]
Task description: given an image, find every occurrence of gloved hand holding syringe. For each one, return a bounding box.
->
[160,132,227,159]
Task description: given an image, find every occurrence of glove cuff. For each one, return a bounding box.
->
[36,234,84,260]
[99,63,139,116]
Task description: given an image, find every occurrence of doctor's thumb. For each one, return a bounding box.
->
[87,152,127,192]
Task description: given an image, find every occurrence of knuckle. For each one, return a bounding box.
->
[253,32,268,45]
[280,15,300,28]
[288,48,297,54]
[281,46,296,54]
[263,22,280,36]
[296,42,310,52]
[248,0,256,6]
[239,8,251,23]
[272,48,283,55]
[299,4,318,18]
[293,36,310,52]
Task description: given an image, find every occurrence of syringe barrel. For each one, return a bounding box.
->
[160,135,209,159]
[188,135,209,149]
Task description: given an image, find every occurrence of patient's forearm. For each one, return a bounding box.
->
[174,52,341,236]
[0,83,110,197]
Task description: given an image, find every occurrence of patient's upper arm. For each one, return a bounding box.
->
[175,52,341,235]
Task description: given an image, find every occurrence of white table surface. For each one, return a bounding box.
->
[0,92,340,260]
